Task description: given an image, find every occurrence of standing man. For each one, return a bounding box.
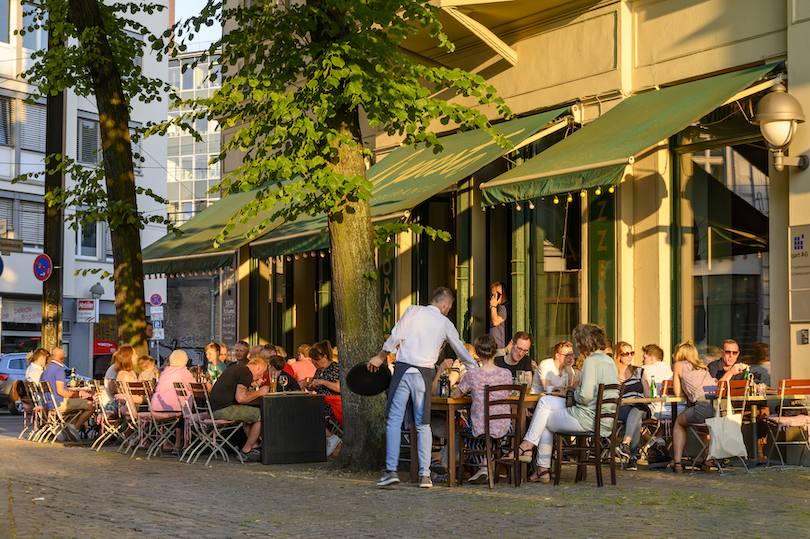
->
[368,287,477,488]
[488,282,509,352]
[496,331,536,388]
[707,339,747,382]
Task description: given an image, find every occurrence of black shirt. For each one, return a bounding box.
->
[495,355,535,376]
[209,364,253,411]
[707,359,746,381]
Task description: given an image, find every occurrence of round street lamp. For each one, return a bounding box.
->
[752,83,809,171]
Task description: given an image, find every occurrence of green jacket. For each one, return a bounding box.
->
[568,351,620,436]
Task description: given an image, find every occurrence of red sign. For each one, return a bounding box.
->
[33,254,53,281]
[93,339,118,355]
[150,294,162,306]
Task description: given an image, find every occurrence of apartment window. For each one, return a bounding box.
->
[0,197,12,234]
[20,102,46,153]
[22,3,47,52]
[19,200,44,247]
[77,220,97,257]
[105,224,113,260]
[77,117,100,164]
[0,1,9,44]
[0,96,13,146]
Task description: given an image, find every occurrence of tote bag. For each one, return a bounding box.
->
[706,384,748,460]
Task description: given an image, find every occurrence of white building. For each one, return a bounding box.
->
[0,2,168,376]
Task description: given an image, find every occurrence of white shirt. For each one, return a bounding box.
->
[25,363,44,383]
[642,361,673,415]
[532,358,570,394]
[383,304,476,370]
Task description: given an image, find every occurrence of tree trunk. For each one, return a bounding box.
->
[68,0,148,354]
[326,106,387,471]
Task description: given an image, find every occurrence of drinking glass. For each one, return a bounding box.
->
[269,380,277,393]
[279,376,289,392]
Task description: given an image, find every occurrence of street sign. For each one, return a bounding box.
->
[0,238,23,253]
[150,312,163,321]
[76,299,98,323]
[152,328,165,339]
[152,320,162,329]
[33,254,53,281]
[150,305,163,314]
[150,294,162,306]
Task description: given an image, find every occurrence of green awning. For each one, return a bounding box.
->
[142,187,280,275]
[480,63,778,206]
[250,108,568,258]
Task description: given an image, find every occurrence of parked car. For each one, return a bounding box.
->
[0,353,28,414]
[0,353,91,414]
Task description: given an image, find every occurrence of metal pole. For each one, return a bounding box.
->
[41,27,65,354]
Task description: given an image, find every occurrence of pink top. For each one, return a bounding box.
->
[151,366,196,412]
[292,359,317,381]
[458,367,512,438]
[679,361,716,402]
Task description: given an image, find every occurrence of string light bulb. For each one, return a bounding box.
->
[528,201,535,210]
[553,195,559,204]
[595,186,602,196]
[515,202,522,211]
[608,185,615,194]
[566,193,573,203]
[580,189,586,198]
[294,254,299,260]
[302,252,308,258]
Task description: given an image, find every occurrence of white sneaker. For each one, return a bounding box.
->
[468,467,489,484]
[325,434,341,456]
[65,423,81,441]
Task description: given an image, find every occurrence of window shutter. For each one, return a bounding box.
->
[19,200,44,247]
[21,102,46,152]
[0,197,12,231]
[105,224,113,259]
[0,96,14,146]
[78,118,100,164]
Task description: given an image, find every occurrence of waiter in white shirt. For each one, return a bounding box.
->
[367,287,477,488]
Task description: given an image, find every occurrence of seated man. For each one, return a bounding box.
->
[707,339,748,382]
[495,331,536,388]
[208,354,270,461]
[40,347,94,440]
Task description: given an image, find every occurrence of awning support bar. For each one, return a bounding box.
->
[479,156,635,190]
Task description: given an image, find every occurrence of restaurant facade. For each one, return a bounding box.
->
[144,0,810,386]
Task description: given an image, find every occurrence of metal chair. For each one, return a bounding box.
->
[687,380,750,475]
[457,384,527,488]
[187,382,246,465]
[89,379,126,451]
[765,379,810,468]
[553,383,624,487]
[38,381,82,444]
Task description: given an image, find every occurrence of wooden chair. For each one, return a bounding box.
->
[457,384,527,488]
[765,379,810,468]
[552,383,624,487]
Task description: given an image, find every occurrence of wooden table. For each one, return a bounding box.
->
[413,394,542,487]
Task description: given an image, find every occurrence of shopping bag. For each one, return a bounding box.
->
[706,383,748,460]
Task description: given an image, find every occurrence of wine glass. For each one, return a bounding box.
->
[279,375,289,392]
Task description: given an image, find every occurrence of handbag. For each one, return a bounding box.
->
[705,384,748,460]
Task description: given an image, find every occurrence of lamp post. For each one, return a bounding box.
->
[752,83,809,171]
[89,282,104,378]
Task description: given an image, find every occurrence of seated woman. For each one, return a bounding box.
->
[25,348,50,383]
[137,355,160,382]
[268,354,301,391]
[518,323,620,483]
[671,340,718,473]
[151,349,196,454]
[113,346,143,413]
[613,341,650,471]
[305,340,342,457]
[452,334,512,484]
[205,343,227,382]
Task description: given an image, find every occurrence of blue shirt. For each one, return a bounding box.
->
[40,361,67,410]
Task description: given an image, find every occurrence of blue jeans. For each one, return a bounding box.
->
[386,372,431,477]
[618,405,651,455]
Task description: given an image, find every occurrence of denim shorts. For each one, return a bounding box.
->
[682,398,715,424]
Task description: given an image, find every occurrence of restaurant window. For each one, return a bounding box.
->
[678,120,770,358]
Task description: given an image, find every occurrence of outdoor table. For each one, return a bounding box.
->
[417,394,541,487]
[259,392,326,464]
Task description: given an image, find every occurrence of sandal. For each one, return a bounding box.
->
[518,447,534,463]
[670,461,683,474]
[692,460,712,472]
[529,470,551,483]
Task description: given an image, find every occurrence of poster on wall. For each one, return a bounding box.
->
[790,224,810,321]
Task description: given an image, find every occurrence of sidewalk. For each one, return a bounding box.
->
[2,412,809,538]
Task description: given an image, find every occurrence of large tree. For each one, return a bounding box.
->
[168,0,511,470]
[19,0,175,354]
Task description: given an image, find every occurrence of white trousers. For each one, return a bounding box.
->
[523,395,587,468]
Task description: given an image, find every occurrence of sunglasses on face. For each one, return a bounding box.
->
[724,350,740,355]
[620,351,635,357]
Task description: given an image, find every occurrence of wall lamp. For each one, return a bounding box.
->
[752,83,808,171]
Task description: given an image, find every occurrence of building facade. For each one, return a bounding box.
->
[0,2,168,376]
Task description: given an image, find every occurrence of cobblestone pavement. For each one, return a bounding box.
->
[1,412,809,539]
